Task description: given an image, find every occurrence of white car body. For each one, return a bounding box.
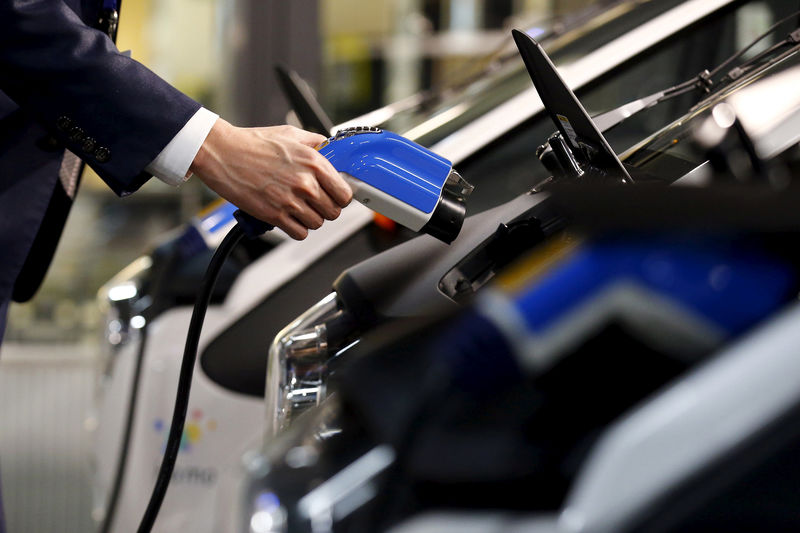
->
[90,1,744,530]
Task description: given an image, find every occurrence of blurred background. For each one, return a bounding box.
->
[0,1,600,532]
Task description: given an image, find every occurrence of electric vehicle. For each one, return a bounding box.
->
[238,26,800,533]
[91,1,781,530]
[263,0,800,437]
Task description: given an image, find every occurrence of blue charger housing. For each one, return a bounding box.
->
[318,128,453,214]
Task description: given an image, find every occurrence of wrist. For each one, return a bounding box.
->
[190,117,232,179]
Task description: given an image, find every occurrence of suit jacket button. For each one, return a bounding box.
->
[81,137,97,154]
[56,116,73,132]
[94,146,111,163]
[68,126,85,143]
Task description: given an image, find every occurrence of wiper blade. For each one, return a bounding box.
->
[709,9,800,79]
[593,11,800,132]
[592,91,665,132]
[590,78,703,133]
[721,27,800,83]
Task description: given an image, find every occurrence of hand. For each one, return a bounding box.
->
[190,119,352,240]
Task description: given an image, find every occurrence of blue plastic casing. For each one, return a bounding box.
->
[511,235,795,336]
[176,200,239,257]
[318,129,453,214]
[439,234,797,391]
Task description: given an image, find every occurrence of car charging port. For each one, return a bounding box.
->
[439,217,549,303]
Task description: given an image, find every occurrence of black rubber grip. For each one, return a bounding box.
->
[233,210,275,238]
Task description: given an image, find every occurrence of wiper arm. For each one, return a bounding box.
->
[592,91,665,132]
[709,9,800,79]
[592,12,800,133]
[591,78,701,133]
[721,27,800,83]
[590,72,710,133]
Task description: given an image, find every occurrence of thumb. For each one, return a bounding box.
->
[294,129,329,148]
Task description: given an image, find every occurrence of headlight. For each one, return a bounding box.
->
[243,397,343,533]
[265,293,357,437]
[96,256,151,373]
[248,491,287,533]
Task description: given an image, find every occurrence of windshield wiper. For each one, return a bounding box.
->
[593,10,800,133]
[592,91,665,131]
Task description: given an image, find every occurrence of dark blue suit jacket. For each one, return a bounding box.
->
[0,0,201,306]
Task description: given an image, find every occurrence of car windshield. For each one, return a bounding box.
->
[416,0,634,98]
[380,0,688,146]
[453,0,800,215]
[623,47,800,181]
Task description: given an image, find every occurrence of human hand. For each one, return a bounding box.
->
[190,119,352,240]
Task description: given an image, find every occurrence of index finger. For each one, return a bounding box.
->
[293,128,329,149]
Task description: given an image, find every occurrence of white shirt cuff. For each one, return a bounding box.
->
[145,107,219,186]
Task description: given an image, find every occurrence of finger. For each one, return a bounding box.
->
[293,128,328,148]
[310,152,352,207]
[289,201,325,231]
[306,188,342,221]
[277,214,310,240]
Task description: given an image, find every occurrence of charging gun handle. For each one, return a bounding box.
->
[233,210,275,238]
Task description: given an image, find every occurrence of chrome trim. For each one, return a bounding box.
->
[265,293,341,437]
[298,445,396,526]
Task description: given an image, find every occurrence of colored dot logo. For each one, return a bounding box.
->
[153,409,217,453]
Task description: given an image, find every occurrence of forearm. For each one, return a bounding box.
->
[0,0,199,194]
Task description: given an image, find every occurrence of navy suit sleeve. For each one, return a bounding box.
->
[0,0,202,195]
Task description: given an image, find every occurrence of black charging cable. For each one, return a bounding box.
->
[137,211,272,533]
